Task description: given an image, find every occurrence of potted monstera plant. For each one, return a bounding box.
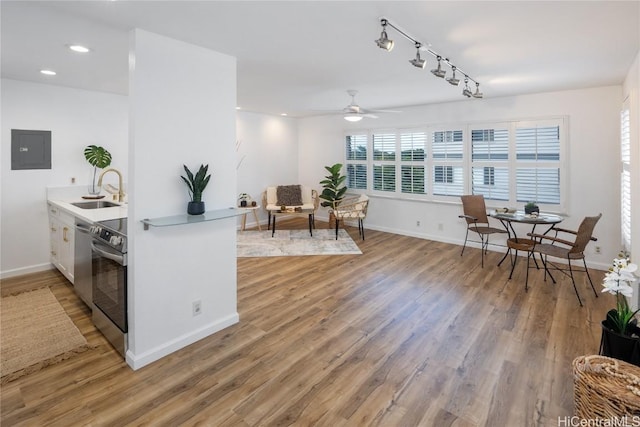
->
[84,145,112,196]
[181,164,211,215]
[319,163,347,227]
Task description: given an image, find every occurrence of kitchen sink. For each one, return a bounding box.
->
[71,201,120,209]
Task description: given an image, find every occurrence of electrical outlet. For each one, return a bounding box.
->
[416,220,420,227]
[71,177,76,184]
[595,246,601,254]
[438,223,444,231]
[192,300,202,316]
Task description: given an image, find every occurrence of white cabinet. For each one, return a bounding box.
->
[48,203,75,283]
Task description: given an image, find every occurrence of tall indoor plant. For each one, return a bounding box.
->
[84,145,112,195]
[181,164,211,215]
[319,163,347,226]
[600,253,640,366]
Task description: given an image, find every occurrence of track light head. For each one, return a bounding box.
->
[472,82,483,98]
[462,77,472,97]
[430,56,446,78]
[446,66,460,86]
[375,19,394,51]
[409,42,426,68]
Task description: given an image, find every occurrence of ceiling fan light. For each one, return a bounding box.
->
[344,114,363,122]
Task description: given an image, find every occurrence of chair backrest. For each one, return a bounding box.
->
[460,195,489,225]
[570,213,602,254]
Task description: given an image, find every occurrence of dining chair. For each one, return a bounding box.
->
[527,213,602,306]
[459,195,508,267]
[332,194,369,240]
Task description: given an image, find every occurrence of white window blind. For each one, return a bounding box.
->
[373,165,396,192]
[345,134,368,190]
[471,127,509,201]
[433,130,463,159]
[373,133,396,161]
[433,165,464,196]
[400,130,427,195]
[515,124,561,204]
[621,106,631,251]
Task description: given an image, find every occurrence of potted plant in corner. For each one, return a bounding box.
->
[84,145,112,196]
[600,253,640,366]
[181,164,211,215]
[319,163,347,227]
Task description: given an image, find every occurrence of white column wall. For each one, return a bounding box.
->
[0,79,128,278]
[127,30,237,369]
[299,86,622,270]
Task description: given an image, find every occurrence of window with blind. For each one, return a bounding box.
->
[471,127,509,201]
[345,134,367,189]
[373,132,396,192]
[621,104,631,252]
[515,123,561,204]
[432,129,464,196]
[344,117,566,209]
[400,130,427,194]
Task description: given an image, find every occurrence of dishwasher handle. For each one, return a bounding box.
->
[76,223,93,235]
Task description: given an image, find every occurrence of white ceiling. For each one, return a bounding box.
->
[2,1,639,118]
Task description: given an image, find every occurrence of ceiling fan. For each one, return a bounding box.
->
[340,90,401,122]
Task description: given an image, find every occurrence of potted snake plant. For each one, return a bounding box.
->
[181,164,211,215]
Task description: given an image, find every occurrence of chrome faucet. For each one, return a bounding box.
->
[97,168,126,202]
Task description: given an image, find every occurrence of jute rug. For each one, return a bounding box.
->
[1,287,90,384]
[238,229,362,257]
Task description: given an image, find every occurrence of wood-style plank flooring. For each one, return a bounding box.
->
[1,219,611,426]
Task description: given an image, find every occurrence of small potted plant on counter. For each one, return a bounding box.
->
[84,145,112,196]
[181,164,211,215]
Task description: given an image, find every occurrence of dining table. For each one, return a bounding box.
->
[489,210,564,286]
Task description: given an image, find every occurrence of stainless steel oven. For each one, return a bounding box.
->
[91,218,127,357]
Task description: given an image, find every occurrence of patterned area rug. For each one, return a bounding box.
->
[1,288,90,384]
[238,229,362,257]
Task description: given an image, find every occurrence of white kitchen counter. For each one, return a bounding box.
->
[47,198,128,223]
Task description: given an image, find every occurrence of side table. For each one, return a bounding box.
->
[240,205,261,231]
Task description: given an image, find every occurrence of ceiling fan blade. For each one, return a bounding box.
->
[368,109,402,114]
[363,114,378,119]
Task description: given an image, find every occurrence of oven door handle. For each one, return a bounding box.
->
[91,241,125,265]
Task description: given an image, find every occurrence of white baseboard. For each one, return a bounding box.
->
[125,312,239,370]
[1,263,53,280]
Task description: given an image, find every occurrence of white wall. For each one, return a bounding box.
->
[127,30,237,369]
[236,111,298,227]
[299,86,622,270]
[0,79,128,278]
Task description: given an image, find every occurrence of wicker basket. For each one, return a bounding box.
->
[573,355,640,420]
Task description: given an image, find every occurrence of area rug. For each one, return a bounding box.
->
[237,229,362,257]
[1,287,90,384]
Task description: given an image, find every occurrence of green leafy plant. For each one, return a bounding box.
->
[525,201,537,208]
[181,164,211,203]
[84,145,112,194]
[603,253,639,336]
[319,163,347,208]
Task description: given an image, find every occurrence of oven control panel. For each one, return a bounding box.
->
[90,225,126,252]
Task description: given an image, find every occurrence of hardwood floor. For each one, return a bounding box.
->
[1,219,611,426]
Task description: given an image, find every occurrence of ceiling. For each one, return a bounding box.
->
[2,1,639,118]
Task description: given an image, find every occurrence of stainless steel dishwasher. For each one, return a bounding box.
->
[74,219,94,308]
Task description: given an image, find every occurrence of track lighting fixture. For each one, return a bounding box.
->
[374,17,483,99]
[472,82,483,99]
[430,56,446,78]
[409,42,426,69]
[462,77,473,98]
[375,19,394,51]
[446,66,460,86]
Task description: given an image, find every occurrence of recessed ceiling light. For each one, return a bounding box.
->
[280,113,287,116]
[236,106,241,110]
[40,70,56,76]
[68,45,91,53]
